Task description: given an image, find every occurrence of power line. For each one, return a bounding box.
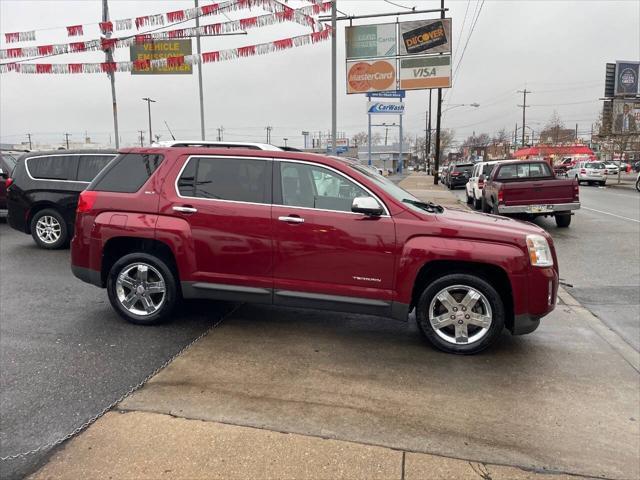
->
[451,0,485,86]
[382,0,416,11]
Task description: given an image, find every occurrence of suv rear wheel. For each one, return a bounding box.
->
[30,209,68,249]
[416,273,505,354]
[107,253,178,325]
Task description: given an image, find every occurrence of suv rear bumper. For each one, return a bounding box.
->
[498,202,580,214]
[71,265,102,287]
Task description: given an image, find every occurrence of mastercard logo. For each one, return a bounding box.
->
[347,61,396,93]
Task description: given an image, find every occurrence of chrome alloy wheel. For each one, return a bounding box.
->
[35,215,62,244]
[428,284,493,345]
[115,263,166,316]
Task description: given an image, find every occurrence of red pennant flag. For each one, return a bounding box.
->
[135,34,152,44]
[237,45,256,57]
[99,21,113,33]
[101,62,117,73]
[38,45,54,55]
[273,38,293,50]
[240,17,258,29]
[101,38,117,51]
[166,55,185,68]
[135,16,148,29]
[70,42,86,52]
[67,25,84,37]
[69,64,83,74]
[133,59,151,71]
[201,51,219,63]
[203,23,222,35]
[167,10,185,22]
[201,4,219,15]
[5,33,20,43]
[36,64,53,74]
[7,48,23,58]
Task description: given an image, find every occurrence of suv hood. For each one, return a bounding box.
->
[436,207,549,246]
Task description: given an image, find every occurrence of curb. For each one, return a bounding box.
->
[557,287,639,373]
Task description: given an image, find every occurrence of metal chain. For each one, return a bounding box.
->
[1,305,238,462]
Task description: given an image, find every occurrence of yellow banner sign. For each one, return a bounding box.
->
[130,39,193,75]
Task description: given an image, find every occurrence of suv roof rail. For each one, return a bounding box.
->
[152,140,283,151]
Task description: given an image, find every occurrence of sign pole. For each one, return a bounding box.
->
[102,0,119,149]
[368,112,372,165]
[399,97,403,174]
[195,0,206,140]
[330,1,337,154]
[433,0,444,185]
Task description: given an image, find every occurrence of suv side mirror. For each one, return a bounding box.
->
[352,196,383,216]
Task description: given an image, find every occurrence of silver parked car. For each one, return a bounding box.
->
[567,161,607,186]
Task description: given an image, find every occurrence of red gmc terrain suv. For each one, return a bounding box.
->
[71,148,559,354]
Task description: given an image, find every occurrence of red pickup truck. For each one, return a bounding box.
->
[71,148,559,355]
[481,160,580,227]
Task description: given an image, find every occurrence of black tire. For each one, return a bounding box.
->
[636,178,640,192]
[107,252,178,325]
[416,273,505,354]
[30,208,68,250]
[555,214,571,228]
[466,192,473,204]
[473,196,482,210]
[481,195,491,213]
[491,200,500,215]
[598,181,606,187]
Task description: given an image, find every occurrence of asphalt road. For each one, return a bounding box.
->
[451,181,640,350]
[0,224,232,480]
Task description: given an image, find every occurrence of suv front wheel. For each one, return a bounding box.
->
[416,274,505,354]
[107,253,178,325]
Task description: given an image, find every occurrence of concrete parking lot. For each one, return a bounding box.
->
[2,174,639,480]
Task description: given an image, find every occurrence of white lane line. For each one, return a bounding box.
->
[582,207,640,223]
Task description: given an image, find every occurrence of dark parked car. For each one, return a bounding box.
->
[71,147,559,355]
[446,162,474,189]
[0,151,20,219]
[6,149,117,248]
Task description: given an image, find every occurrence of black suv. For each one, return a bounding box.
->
[7,149,116,249]
[447,162,474,190]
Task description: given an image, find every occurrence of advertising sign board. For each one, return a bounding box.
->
[367,102,405,115]
[615,61,640,96]
[130,39,193,75]
[346,59,397,94]
[399,55,451,90]
[345,23,397,59]
[398,19,452,56]
[612,99,640,134]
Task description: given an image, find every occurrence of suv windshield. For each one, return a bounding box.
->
[453,164,473,174]
[586,162,604,169]
[348,163,443,214]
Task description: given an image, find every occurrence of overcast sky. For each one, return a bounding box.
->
[1,0,639,148]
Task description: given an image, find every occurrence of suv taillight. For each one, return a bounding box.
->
[573,183,579,201]
[498,187,504,204]
[580,169,586,174]
[77,190,97,213]
[5,177,13,189]
[478,178,485,189]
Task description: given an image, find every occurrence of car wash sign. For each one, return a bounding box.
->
[367,102,405,115]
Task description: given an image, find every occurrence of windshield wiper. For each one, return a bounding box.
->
[402,198,444,213]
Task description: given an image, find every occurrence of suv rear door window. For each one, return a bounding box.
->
[90,153,163,193]
[76,155,115,182]
[177,156,269,203]
[28,155,78,180]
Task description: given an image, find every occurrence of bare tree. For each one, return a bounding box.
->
[438,129,456,160]
[352,131,368,147]
[463,132,491,147]
[371,132,383,145]
[492,128,510,144]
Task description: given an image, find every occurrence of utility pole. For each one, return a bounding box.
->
[330,0,337,155]
[575,123,578,142]
[283,138,288,147]
[194,0,206,140]
[142,97,156,145]
[517,88,530,149]
[102,0,119,148]
[434,0,444,184]
[138,130,145,147]
[265,126,272,143]
[384,127,389,146]
[301,131,309,149]
[514,122,518,149]
[427,90,432,172]
[64,133,71,149]
[217,126,224,141]
[26,133,32,150]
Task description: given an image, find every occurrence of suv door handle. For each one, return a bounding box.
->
[278,216,304,224]
[173,206,198,213]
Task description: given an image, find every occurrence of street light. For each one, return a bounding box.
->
[283,138,288,147]
[142,97,156,145]
[442,103,480,113]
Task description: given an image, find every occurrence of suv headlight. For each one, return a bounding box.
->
[526,234,553,267]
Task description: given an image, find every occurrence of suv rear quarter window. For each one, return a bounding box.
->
[90,153,163,193]
[27,155,78,181]
[76,155,115,182]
